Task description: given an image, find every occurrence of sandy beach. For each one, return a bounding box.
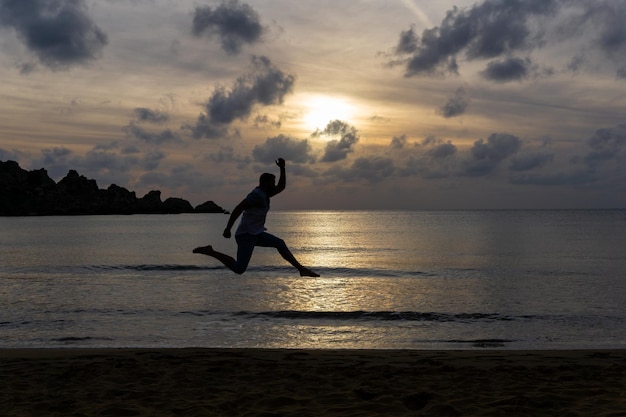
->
[1,349,625,416]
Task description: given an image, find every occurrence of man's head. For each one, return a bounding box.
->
[259,173,276,192]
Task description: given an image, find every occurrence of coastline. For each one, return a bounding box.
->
[2,348,625,416]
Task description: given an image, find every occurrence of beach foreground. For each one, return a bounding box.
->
[1,349,625,417]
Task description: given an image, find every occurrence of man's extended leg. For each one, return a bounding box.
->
[193,233,256,274]
[192,245,239,272]
[256,233,320,277]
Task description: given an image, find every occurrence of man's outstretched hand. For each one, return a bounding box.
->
[275,158,285,168]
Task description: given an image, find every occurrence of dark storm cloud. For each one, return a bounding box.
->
[391,0,626,80]
[121,145,140,155]
[0,0,107,69]
[563,1,626,78]
[252,135,315,164]
[253,114,282,129]
[141,151,165,171]
[509,151,554,171]
[123,122,180,145]
[439,87,469,117]
[35,145,139,185]
[192,0,264,55]
[481,57,531,82]
[391,0,558,77]
[0,148,22,161]
[124,107,179,144]
[204,145,252,166]
[390,134,408,149]
[139,164,226,196]
[422,136,457,159]
[41,146,72,164]
[133,108,169,124]
[584,124,626,168]
[78,149,137,174]
[314,120,360,163]
[509,170,595,186]
[37,147,74,178]
[510,124,626,187]
[187,114,230,140]
[326,156,396,183]
[463,133,521,176]
[18,62,37,74]
[390,136,458,179]
[189,56,296,139]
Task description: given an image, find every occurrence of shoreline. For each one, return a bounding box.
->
[2,348,625,416]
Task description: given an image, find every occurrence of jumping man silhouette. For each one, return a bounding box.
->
[193,158,319,277]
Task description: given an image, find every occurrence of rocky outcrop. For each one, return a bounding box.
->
[0,160,227,216]
[195,200,227,213]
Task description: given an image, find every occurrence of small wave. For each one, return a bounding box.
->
[182,310,517,323]
[252,266,434,278]
[12,264,433,278]
[49,336,114,342]
[446,339,516,348]
[93,264,432,277]
[88,264,223,271]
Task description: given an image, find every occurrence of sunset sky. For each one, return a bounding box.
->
[1,0,626,210]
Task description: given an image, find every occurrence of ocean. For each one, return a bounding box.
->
[1,210,625,350]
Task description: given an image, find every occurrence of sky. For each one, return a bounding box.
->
[1,0,626,210]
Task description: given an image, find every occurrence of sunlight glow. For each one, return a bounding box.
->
[302,96,355,132]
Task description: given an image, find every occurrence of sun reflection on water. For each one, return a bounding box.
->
[274,211,369,271]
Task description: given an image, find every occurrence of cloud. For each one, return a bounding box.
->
[253,114,282,129]
[390,136,458,179]
[252,135,315,164]
[481,56,532,82]
[138,164,226,197]
[121,107,180,144]
[390,1,558,78]
[463,133,522,176]
[422,136,457,159]
[389,0,626,81]
[439,87,469,117]
[133,108,169,124]
[35,145,139,185]
[326,156,396,183]
[41,146,72,164]
[188,56,296,139]
[510,124,626,187]
[0,0,107,70]
[390,134,408,149]
[509,170,595,186]
[564,1,626,78]
[123,122,180,145]
[509,151,554,171]
[584,124,626,168]
[314,120,360,163]
[192,0,265,55]
[203,145,252,166]
[0,148,23,161]
[141,151,165,171]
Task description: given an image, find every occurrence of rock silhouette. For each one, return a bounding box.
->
[0,160,227,216]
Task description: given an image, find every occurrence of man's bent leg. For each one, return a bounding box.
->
[256,233,320,277]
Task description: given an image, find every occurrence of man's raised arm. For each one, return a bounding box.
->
[271,158,286,196]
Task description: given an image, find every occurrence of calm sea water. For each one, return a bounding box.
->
[1,210,625,350]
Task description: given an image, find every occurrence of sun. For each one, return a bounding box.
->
[302,95,354,132]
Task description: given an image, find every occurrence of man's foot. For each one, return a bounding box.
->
[193,245,214,256]
[299,267,320,277]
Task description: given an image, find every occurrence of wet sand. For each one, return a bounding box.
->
[1,348,625,416]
